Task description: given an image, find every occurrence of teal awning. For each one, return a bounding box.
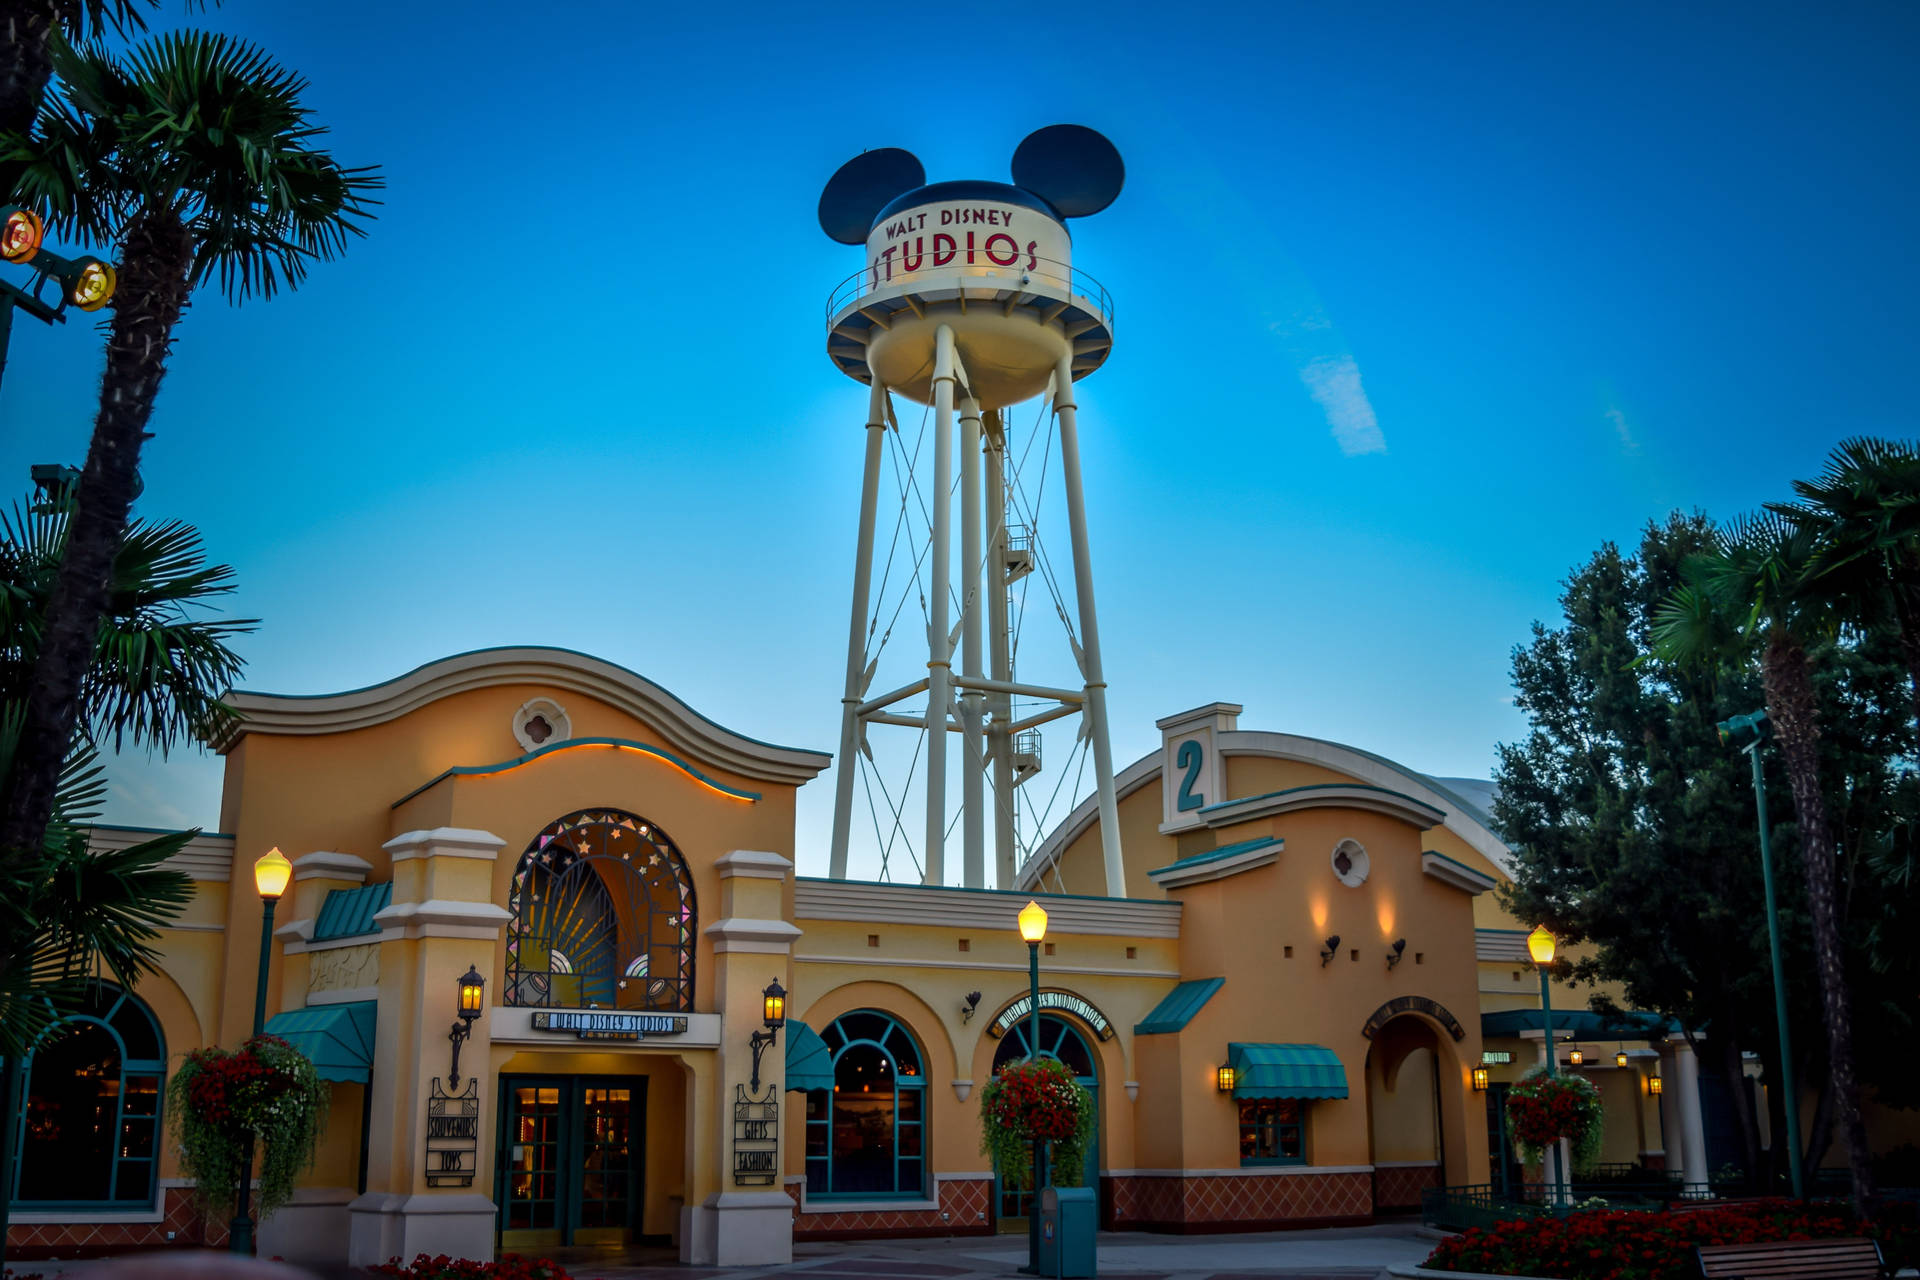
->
[1135,978,1224,1035]
[786,1021,833,1092]
[1229,1042,1348,1099]
[263,1001,376,1083]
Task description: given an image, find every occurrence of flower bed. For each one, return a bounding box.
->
[1422,1199,1920,1278]
[372,1254,573,1280]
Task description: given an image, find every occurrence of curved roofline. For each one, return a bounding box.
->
[391,737,763,808]
[214,646,831,786]
[1015,729,1512,891]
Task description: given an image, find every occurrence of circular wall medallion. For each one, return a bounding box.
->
[513,697,571,753]
[1331,838,1370,889]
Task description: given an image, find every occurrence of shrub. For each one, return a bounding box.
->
[372,1254,574,1280]
[1423,1198,1920,1278]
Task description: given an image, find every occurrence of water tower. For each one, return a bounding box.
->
[820,125,1126,898]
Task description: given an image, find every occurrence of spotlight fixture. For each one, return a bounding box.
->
[962,990,981,1023]
[1320,935,1341,966]
[1387,938,1407,970]
[1,206,44,264]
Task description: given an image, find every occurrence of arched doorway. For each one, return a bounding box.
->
[990,1013,1099,1232]
[1365,1014,1449,1213]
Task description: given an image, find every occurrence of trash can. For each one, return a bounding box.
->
[1036,1185,1097,1278]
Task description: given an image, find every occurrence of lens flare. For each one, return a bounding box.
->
[1,208,44,264]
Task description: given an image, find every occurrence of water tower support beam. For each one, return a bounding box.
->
[984,410,1017,888]
[960,394,987,889]
[1053,356,1125,898]
[828,378,891,880]
[924,324,959,885]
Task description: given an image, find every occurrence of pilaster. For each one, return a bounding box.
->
[683,850,801,1266]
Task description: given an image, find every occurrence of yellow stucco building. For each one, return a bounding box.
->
[5,649,1729,1267]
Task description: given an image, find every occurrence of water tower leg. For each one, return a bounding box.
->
[984,410,1017,889]
[959,394,987,889]
[924,325,958,886]
[828,379,891,881]
[1053,356,1125,899]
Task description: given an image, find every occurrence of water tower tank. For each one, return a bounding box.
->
[821,126,1122,410]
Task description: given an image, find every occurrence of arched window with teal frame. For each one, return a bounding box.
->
[803,1010,925,1198]
[5,982,166,1210]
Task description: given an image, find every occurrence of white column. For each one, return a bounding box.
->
[1052,356,1125,899]
[985,411,1017,888]
[828,380,890,880]
[1672,1039,1709,1195]
[959,394,986,889]
[1657,1048,1682,1179]
[924,327,957,885]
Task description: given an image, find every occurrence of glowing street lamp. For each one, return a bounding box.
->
[232,847,292,1256]
[1528,925,1568,1208]
[1017,899,1048,1272]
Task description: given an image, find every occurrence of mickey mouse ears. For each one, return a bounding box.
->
[818,148,927,245]
[1012,124,1124,218]
[818,126,1123,243]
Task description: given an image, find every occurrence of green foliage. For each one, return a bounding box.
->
[6,29,383,300]
[1505,1065,1604,1169]
[168,1034,329,1221]
[1495,511,1920,1118]
[0,483,247,1054]
[978,1058,1096,1191]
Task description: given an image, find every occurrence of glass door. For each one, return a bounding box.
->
[497,1076,646,1249]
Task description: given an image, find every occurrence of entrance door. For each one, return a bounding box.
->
[991,1015,1099,1233]
[497,1076,646,1249]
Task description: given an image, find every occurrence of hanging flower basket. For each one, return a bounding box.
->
[1505,1064,1604,1169]
[978,1057,1094,1191]
[169,1033,329,1220]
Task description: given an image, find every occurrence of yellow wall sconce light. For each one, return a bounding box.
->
[1472,1067,1490,1091]
[1216,1064,1236,1092]
[1648,1074,1664,1096]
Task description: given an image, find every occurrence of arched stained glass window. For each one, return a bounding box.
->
[804,1011,925,1198]
[505,808,696,1011]
[5,982,165,1209]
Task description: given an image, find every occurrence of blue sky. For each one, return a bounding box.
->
[3,2,1916,877]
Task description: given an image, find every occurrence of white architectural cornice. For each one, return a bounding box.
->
[1147,838,1281,890]
[1423,850,1497,895]
[793,878,1181,938]
[371,899,510,940]
[214,646,831,785]
[702,917,803,954]
[86,825,235,882]
[715,850,793,882]
[383,827,506,862]
[1200,784,1444,832]
[292,851,371,883]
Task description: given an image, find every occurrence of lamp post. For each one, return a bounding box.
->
[232,847,292,1255]
[1,206,118,391]
[1718,710,1805,1200]
[1018,899,1049,1274]
[1527,925,1567,1209]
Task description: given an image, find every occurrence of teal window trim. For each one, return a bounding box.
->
[6,983,165,1211]
[805,1011,926,1199]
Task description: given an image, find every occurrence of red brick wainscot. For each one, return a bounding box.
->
[1105,1167,1374,1232]
[7,1184,226,1259]
[786,1175,995,1238]
[1372,1161,1441,1211]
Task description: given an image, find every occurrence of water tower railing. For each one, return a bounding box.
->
[825,255,1112,335]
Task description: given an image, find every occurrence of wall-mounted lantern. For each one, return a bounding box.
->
[1648,1074,1664,1096]
[1567,1048,1584,1067]
[447,965,486,1088]
[1472,1067,1490,1091]
[1216,1064,1236,1092]
[749,976,787,1091]
[1615,1050,1630,1069]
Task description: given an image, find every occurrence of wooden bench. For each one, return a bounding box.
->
[1696,1237,1887,1279]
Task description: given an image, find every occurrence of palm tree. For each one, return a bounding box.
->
[1769,437,1920,728]
[0,476,249,1262]
[0,1,156,137]
[0,31,379,879]
[1652,513,1875,1211]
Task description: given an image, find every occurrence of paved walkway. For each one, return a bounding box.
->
[544,1226,1441,1280]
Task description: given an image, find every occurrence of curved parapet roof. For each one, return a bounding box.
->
[1015,729,1511,891]
[213,645,831,786]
